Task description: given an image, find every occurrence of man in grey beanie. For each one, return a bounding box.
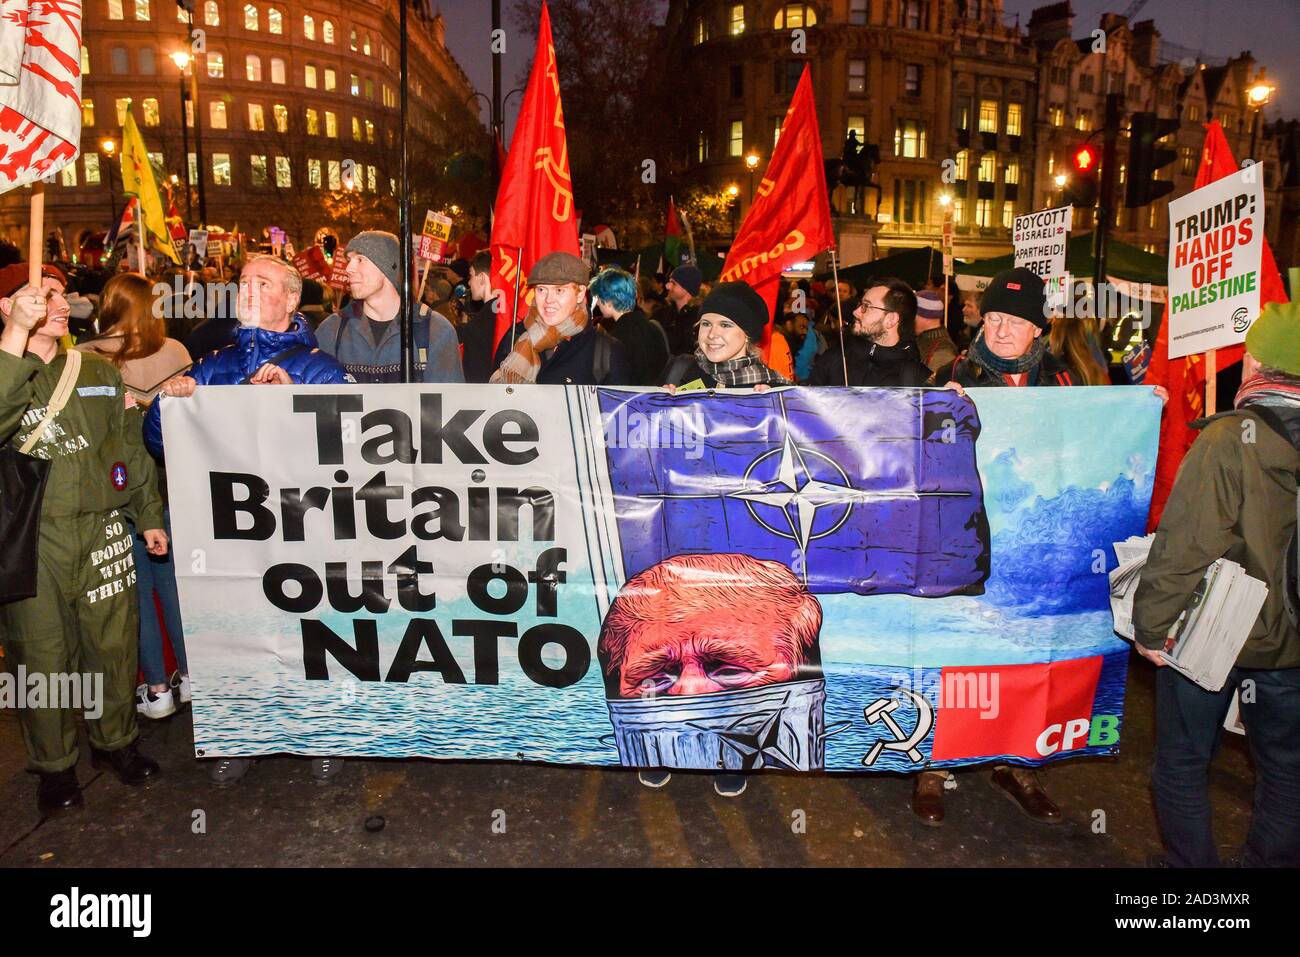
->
[316,230,464,383]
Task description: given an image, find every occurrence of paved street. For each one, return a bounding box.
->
[0,657,1252,868]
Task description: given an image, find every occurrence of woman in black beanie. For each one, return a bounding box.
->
[659,280,791,391]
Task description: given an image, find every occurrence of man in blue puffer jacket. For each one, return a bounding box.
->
[144,254,350,458]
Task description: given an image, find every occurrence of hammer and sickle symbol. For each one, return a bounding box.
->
[861,687,934,767]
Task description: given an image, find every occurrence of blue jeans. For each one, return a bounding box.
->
[1152,665,1300,867]
[132,510,187,687]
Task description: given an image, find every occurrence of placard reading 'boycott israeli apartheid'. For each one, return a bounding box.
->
[161,386,1158,772]
[1013,205,1072,308]
[1166,166,1265,359]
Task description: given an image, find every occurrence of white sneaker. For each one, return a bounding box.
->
[135,683,177,720]
[170,670,191,705]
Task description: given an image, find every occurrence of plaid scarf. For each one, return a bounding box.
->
[1234,371,1300,412]
[969,328,1049,377]
[490,300,588,384]
[694,349,791,388]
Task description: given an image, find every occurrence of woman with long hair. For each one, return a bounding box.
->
[1048,315,1110,386]
[78,273,192,721]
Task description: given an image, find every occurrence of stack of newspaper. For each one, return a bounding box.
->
[1108,534,1268,692]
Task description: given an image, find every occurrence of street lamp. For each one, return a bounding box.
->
[1246,71,1276,163]
[171,40,207,225]
[101,137,118,226]
[744,151,759,202]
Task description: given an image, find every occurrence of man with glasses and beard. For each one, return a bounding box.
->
[809,277,931,387]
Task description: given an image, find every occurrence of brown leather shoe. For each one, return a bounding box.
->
[990,765,1062,824]
[911,771,946,827]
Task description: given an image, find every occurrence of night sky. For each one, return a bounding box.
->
[440,0,1299,140]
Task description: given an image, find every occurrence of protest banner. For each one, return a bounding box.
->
[326,249,349,291]
[1013,205,1072,310]
[162,385,1158,772]
[422,210,453,243]
[292,246,328,281]
[189,229,209,261]
[1165,166,1265,359]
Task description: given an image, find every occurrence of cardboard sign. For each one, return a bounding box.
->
[1166,167,1265,359]
[422,211,453,242]
[189,229,209,260]
[417,234,445,263]
[326,250,350,291]
[1013,206,1072,309]
[293,246,329,281]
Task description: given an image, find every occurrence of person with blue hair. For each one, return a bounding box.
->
[589,267,670,387]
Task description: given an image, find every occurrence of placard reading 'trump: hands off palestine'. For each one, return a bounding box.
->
[1166,167,1264,359]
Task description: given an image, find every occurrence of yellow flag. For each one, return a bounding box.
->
[119,106,181,265]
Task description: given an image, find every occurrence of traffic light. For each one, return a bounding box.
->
[1062,143,1099,208]
[1125,112,1179,208]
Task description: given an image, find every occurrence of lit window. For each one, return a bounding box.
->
[1180,146,1195,175]
[365,119,375,143]
[1149,205,1159,229]
[304,14,315,39]
[350,28,358,51]
[271,57,285,84]
[977,153,995,182]
[325,111,337,138]
[85,153,101,184]
[308,158,322,188]
[1049,106,1063,127]
[350,73,359,96]
[108,0,124,20]
[1003,159,1019,185]
[1006,103,1022,136]
[248,103,265,131]
[696,130,708,163]
[327,159,341,190]
[324,68,337,92]
[306,108,319,135]
[244,4,257,30]
[729,4,744,34]
[1187,104,1201,122]
[363,33,372,56]
[1002,202,1014,229]
[212,153,231,185]
[893,119,927,158]
[305,64,317,88]
[246,55,261,82]
[367,165,376,191]
[773,3,817,28]
[365,78,374,100]
[693,17,708,44]
[729,120,743,157]
[846,115,865,143]
[205,0,219,26]
[975,198,992,227]
[275,156,291,188]
[138,48,156,75]
[209,100,227,129]
[351,116,361,140]
[848,59,866,94]
[250,155,268,187]
[142,97,160,126]
[955,149,968,180]
[60,162,77,187]
[978,99,998,133]
[111,47,129,74]
[273,103,289,133]
[268,7,282,34]
[115,97,130,125]
[773,119,781,147]
[134,0,150,21]
[81,98,95,126]
[188,153,197,183]
[208,52,224,78]
[323,19,335,43]
[1075,112,1091,131]
[952,197,965,225]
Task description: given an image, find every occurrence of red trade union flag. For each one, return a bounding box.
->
[488,0,580,350]
[720,65,833,358]
[0,0,82,193]
[1145,122,1290,529]
[929,657,1104,761]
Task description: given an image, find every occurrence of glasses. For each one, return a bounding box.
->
[857,299,890,313]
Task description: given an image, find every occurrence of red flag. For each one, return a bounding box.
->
[0,0,83,193]
[720,65,833,361]
[488,1,580,351]
[1145,121,1290,529]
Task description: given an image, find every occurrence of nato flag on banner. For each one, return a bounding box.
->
[596,387,989,597]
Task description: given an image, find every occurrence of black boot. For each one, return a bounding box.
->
[37,768,83,815]
[90,741,160,786]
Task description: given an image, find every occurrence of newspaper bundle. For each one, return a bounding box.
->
[1109,534,1268,692]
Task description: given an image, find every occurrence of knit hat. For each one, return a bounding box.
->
[915,290,944,321]
[979,267,1048,329]
[345,230,401,291]
[0,263,67,300]
[669,264,703,298]
[1245,300,1300,376]
[528,251,589,286]
[700,280,769,341]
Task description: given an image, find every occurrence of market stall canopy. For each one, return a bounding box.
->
[956,232,1168,301]
[813,246,946,290]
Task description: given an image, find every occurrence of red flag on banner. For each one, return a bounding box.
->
[719,65,834,361]
[488,0,580,351]
[1145,121,1291,529]
[0,0,83,193]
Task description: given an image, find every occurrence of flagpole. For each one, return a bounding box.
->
[830,248,848,386]
[398,0,413,382]
[511,244,524,349]
[28,182,45,289]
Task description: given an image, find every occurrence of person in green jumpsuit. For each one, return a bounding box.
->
[0,264,168,816]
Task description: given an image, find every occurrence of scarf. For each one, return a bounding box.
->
[490,300,588,384]
[969,328,1049,377]
[694,349,792,388]
[1234,371,1300,411]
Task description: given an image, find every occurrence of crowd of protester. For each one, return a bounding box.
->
[2,229,1294,869]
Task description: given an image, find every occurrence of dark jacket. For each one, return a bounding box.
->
[808,335,932,388]
[315,299,463,384]
[1134,406,1300,670]
[183,315,239,361]
[457,298,498,384]
[947,347,1075,388]
[145,316,348,457]
[491,321,633,386]
[607,308,670,387]
[655,300,699,356]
